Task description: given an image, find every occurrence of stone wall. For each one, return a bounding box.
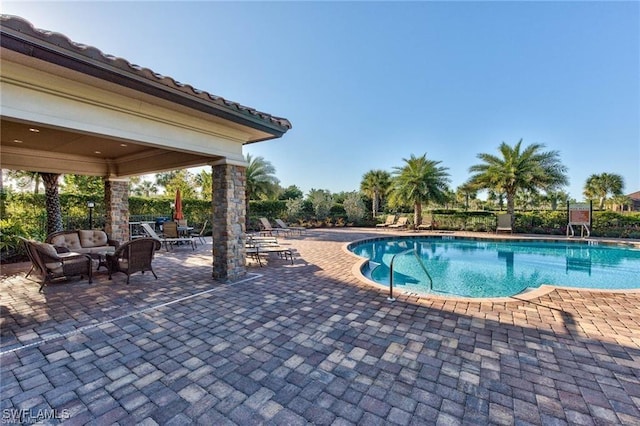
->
[211,162,246,281]
[104,179,130,243]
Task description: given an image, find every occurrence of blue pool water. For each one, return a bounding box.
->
[349,237,640,298]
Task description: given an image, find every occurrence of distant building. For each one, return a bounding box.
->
[628,191,640,211]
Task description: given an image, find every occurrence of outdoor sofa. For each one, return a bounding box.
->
[46,229,120,255]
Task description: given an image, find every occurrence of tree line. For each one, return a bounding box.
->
[1,139,633,231]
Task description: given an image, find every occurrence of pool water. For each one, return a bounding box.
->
[349,237,640,298]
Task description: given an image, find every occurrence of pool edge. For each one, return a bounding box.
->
[343,233,640,303]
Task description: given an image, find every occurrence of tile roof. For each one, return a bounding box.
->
[0,15,292,134]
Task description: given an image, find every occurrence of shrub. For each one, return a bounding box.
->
[343,192,367,223]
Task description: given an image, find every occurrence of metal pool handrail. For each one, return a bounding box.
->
[388,248,433,301]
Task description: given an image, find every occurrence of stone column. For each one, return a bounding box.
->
[211,160,246,281]
[104,178,130,243]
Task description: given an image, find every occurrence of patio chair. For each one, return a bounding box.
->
[258,217,288,237]
[274,219,306,235]
[245,234,294,266]
[141,222,195,251]
[106,237,161,284]
[376,214,396,228]
[26,240,92,292]
[417,214,434,230]
[163,221,197,249]
[190,220,208,244]
[496,214,513,234]
[388,216,409,229]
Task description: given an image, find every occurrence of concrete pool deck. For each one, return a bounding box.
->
[1,228,639,424]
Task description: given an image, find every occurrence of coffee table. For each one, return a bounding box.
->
[93,248,116,271]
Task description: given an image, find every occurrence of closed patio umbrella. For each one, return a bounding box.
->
[173,189,184,220]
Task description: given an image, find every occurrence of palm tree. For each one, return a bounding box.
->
[543,190,570,211]
[583,173,624,210]
[132,180,159,197]
[41,173,63,235]
[195,170,212,200]
[245,154,279,227]
[245,154,279,201]
[456,183,477,210]
[467,139,568,215]
[609,194,631,212]
[360,170,391,217]
[388,153,450,229]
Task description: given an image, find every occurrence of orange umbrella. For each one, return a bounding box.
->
[173,189,184,220]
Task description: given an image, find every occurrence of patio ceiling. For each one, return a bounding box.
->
[0,15,292,177]
[1,118,221,177]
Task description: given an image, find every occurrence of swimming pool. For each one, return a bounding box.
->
[348,236,640,298]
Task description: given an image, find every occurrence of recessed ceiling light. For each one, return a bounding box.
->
[94,151,102,154]
[28,128,40,133]
[120,143,128,147]
[13,139,23,143]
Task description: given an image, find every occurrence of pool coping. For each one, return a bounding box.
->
[343,231,640,303]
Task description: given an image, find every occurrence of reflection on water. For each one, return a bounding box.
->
[352,238,640,297]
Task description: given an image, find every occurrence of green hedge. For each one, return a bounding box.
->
[3,192,639,261]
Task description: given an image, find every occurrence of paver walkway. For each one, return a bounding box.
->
[1,228,639,425]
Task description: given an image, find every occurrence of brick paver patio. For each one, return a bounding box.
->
[1,228,639,425]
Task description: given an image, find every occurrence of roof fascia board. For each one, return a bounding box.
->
[1,27,289,139]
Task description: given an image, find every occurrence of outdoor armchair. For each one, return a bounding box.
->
[25,239,92,292]
[106,237,161,284]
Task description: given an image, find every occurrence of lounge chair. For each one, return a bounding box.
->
[388,216,409,229]
[258,217,288,237]
[376,215,396,228]
[274,219,306,235]
[140,222,195,251]
[417,214,434,230]
[496,214,513,234]
[106,237,161,284]
[190,220,208,244]
[245,234,294,266]
[25,239,92,292]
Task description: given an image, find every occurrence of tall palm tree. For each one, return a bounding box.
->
[583,172,624,210]
[388,154,450,229]
[609,194,631,212]
[456,183,477,210]
[543,190,570,211]
[245,154,279,227]
[245,154,279,201]
[132,180,159,197]
[41,173,63,235]
[467,140,568,215]
[360,170,391,217]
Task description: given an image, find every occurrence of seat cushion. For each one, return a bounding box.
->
[79,230,108,248]
[49,233,82,250]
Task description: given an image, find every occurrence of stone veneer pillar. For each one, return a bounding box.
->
[211,161,246,281]
[104,178,130,243]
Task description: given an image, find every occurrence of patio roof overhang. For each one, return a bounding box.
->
[0,15,292,177]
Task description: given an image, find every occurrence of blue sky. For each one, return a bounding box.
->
[3,1,639,200]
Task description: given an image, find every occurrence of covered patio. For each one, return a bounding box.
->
[0,15,291,281]
[1,228,639,424]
